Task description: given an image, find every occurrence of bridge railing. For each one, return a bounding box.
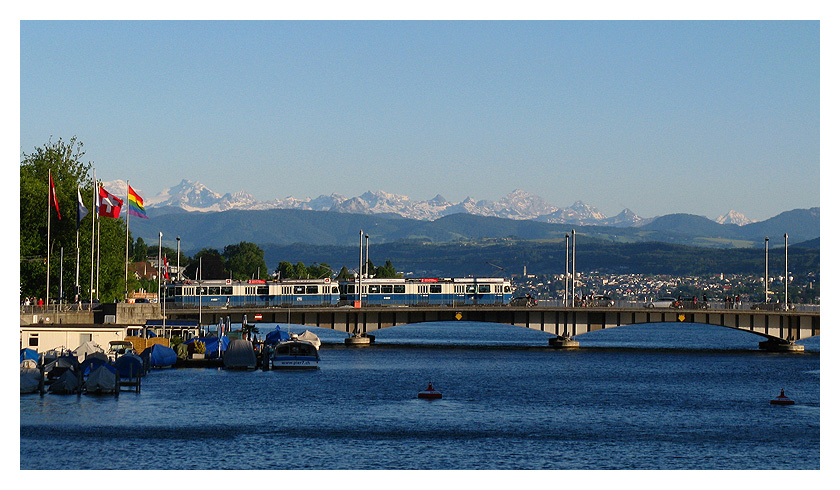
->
[535,299,819,312]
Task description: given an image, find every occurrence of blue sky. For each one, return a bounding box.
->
[19,20,820,221]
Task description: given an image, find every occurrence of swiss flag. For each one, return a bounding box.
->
[98,186,123,218]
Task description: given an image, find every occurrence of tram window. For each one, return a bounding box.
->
[171,287,182,296]
[332,286,339,293]
[466,285,476,293]
[222,287,233,295]
[479,285,490,293]
[430,284,442,293]
[306,286,318,294]
[294,286,306,294]
[209,287,220,295]
[257,286,269,295]
[394,285,405,294]
[197,287,208,295]
[381,285,393,293]
[345,284,355,294]
[369,285,380,294]
[504,286,511,293]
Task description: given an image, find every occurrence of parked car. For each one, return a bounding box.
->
[645,297,678,308]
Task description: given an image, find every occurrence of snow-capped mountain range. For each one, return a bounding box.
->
[102,179,755,227]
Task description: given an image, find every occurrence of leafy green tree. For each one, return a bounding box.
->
[293,261,308,279]
[374,260,400,278]
[307,262,333,279]
[336,266,353,281]
[276,261,295,279]
[131,237,149,262]
[20,137,129,302]
[185,248,226,280]
[223,242,268,280]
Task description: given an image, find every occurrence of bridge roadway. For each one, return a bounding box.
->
[166,305,820,351]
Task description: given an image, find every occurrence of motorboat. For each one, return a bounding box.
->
[267,334,320,370]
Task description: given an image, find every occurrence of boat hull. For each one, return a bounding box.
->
[270,356,319,370]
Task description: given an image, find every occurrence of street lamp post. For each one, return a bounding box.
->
[784,233,789,309]
[764,237,769,303]
[564,233,570,307]
[365,234,370,278]
[571,229,576,307]
[176,236,181,281]
[358,230,363,307]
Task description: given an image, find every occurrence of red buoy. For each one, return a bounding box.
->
[418,382,442,400]
[770,389,795,406]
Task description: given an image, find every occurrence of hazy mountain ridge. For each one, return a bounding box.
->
[124,179,759,227]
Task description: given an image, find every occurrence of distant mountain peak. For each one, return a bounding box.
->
[715,210,754,226]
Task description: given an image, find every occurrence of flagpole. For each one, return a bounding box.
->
[90,171,96,306]
[158,232,162,329]
[73,203,82,303]
[125,180,130,301]
[96,200,101,301]
[46,168,52,305]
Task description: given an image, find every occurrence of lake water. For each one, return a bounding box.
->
[20,322,820,471]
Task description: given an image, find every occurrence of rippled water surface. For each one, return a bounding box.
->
[20,322,820,470]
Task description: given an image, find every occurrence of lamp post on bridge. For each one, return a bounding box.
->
[571,229,576,307]
[764,237,769,303]
[784,233,789,310]
[564,233,570,307]
[346,230,372,346]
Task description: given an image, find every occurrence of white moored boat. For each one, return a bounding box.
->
[268,333,320,370]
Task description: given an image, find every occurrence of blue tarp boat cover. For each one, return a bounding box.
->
[80,352,110,376]
[20,348,38,363]
[142,344,178,367]
[265,327,291,345]
[114,353,144,378]
[184,337,230,359]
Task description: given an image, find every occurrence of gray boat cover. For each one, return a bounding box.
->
[297,331,321,350]
[223,339,257,369]
[49,370,80,394]
[20,368,40,393]
[84,365,117,393]
[73,341,105,361]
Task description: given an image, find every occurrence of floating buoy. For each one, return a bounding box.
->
[418,382,442,400]
[770,389,794,406]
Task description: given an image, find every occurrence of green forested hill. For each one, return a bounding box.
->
[131,207,820,252]
[257,237,819,278]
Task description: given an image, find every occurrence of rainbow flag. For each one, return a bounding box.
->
[127,185,149,219]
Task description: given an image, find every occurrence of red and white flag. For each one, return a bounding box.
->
[49,172,61,219]
[98,185,123,219]
[164,256,170,280]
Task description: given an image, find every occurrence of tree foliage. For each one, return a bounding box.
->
[20,137,131,302]
[184,248,226,280]
[223,242,269,280]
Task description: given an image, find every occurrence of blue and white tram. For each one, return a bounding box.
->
[338,277,513,306]
[165,278,340,307]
